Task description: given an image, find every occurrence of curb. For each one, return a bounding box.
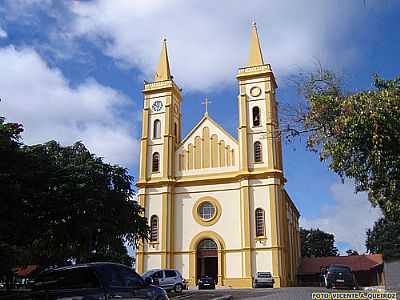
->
[210,296,233,300]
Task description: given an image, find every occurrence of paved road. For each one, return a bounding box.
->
[171,287,329,300]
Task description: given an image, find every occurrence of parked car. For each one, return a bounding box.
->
[253,272,274,288]
[197,276,216,290]
[142,269,186,293]
[324,264,358,289]
[1,262,169,300]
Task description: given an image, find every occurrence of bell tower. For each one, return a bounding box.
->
[236,22,283,172]
[236,23,287,287]
[138,38,182,182]
[136,38,181,273]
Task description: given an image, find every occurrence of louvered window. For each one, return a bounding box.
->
[152,152,160,173]
[150,215,158,242]
[255,208,265,237]
[254,141,262,162]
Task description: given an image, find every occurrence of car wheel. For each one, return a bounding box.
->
[174,283,183,294]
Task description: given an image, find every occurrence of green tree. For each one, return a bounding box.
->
[300,227,338,257]
[285,70,400,221]
[0,116,32,284]
[0,117,149,281]
[22,140,149,266]
[366,217,400,258]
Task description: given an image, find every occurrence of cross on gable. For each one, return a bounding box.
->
[201,97,212,115]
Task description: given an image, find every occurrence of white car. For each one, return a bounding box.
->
[143,269,187,293]
[253,272,274,288]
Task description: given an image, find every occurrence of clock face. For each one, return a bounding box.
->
[152,100,163,112]
[250,86,262,97]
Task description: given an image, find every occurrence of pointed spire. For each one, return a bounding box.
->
[248,22,264,66]
[154,38,171,81]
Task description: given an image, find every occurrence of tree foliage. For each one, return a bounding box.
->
[0,117,149,279]
[300,227,338,258]
[286,70,400,221]
[366,217,400,258]
[0,117,31,280]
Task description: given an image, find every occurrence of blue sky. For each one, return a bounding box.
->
[0,0,399,253]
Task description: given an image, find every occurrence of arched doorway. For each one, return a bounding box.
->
[189,231,225,286]
[197,239,218,283]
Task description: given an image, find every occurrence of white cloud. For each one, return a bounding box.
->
[67,0,373,91]
[301,182,382,253]
[0,45,138,168]
[0,27,7,39]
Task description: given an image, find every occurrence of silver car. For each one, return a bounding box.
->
[143,269,187,293]
[253,272,274,288]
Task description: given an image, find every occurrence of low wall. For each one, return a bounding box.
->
[385,258,400,290]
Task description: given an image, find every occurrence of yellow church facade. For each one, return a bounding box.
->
[136,24,301,288]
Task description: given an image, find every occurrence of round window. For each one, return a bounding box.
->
[197,202,216,220]
[192,197,221,226]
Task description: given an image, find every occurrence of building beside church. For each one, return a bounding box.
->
[136,24,300,288]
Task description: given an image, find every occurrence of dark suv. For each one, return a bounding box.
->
[4,262,169,299]
[325,264,358,289]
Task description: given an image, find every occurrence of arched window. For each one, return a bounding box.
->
[252,106,260,127]
[153,119,161,139]
[255,208,265,237]
[174,123,178,142]
[150,215,158,242]
[152,152,160,173]
[254,141,262,162]
[198,239,217,250]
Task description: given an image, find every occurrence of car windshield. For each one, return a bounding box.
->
[142,271,155,277]
[33,267,99,290]
[329,266,351,272]
[257,272,272,278]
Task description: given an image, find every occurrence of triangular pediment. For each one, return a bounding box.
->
[176,114,238,175]
[179,114,238,148]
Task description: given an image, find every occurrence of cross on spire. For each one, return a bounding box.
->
[248,21,264,66]
[154,38,171,82]
[202,97,212,116]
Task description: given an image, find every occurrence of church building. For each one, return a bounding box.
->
[136,24,301,288]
